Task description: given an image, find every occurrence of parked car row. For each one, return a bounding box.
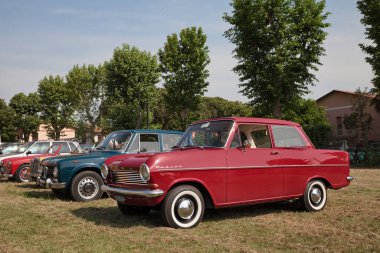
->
[0,117,353,228]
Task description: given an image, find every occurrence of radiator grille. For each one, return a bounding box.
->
[111,169,146,184]
[30,158,40,175]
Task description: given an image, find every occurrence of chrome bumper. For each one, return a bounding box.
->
[36,177,66,189]
[0,173,13,178]
[101,185,164,198]
[347,176,354,182]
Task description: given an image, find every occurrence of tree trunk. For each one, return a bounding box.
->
[135,94,142,129]
[273,98,282,119]
[23,131,30,142]
[55,128,61,141]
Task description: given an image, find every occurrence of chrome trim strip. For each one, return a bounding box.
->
[156,164,348,172]
[101,185,164,198]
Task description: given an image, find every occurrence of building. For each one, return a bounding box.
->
[17,124,76,142]
[316,90,380,148]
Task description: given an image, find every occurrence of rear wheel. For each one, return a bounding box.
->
[302,180,327,211]
[15,164,31,183]
[161,185,204,229]
[70,171,103,202]
[117,202,151,216]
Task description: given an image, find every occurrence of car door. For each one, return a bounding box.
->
[270,125,315,197]
[226,123,283,203]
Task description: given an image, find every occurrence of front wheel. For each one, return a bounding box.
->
[15,164,31,183]
[161,185,205,229]
[302,180,327,211]
[117,202,151,216]
[70,171,103,202]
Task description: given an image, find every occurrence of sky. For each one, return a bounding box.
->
[0,0,373,103]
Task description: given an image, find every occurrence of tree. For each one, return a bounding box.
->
[0,99,17,142]
[66,64,106,143]
[282,98,331,147]
[343,88,372,148]
[9,92,41,142]
[158,27,210,130]
[38,75,76,140]
[357,0,380,112]
[105,44,160,129]
[198,97,251,119]
[223,0,329,118]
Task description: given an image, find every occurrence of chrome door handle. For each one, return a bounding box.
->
[271,151,279,155]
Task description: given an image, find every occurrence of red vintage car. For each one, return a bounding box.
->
[101,117,353,228]
[0,144,62,182]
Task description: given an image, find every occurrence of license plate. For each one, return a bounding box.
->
[114,195,125,202]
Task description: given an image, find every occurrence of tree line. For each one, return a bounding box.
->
[1,0,379,148]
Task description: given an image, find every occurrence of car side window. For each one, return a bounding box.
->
[140,134,159,152]
[28,142,50,154]
[230,130,241,148]
[271,125,306,148]
[234,124,272,148]
[69,142,76,152]
[162,134,182,151]
[53,142,70,153]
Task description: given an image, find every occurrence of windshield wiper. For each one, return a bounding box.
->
[181,145,204,150]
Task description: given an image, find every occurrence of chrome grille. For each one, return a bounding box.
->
[111,169,146,184]
[41,166,54,179]
[30,158,40,174]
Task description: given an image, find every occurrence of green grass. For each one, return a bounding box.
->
[0,169,379,253]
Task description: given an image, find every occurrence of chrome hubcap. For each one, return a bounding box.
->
[310,187,322,204]
[177,198,195,220]
[20,167,30,182]
[78,177,99,199]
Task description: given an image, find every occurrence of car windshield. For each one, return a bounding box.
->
[177,120,234,148]
[15,142,34,153]
[1,144,20,154]
[95,132,132,151]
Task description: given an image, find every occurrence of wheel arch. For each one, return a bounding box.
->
[68,166,102,186]
[167,180,215,209]
[306,176,332,189]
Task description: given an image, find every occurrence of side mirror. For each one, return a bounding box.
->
[26,151,32,155]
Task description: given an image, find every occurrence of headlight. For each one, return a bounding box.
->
[100,164,108,179]
[139,163,150,182]
[53,166,58,178]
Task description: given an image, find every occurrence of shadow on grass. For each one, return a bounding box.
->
[70,206,162,228]
[16,183,39,189]
[203,201,302,223]
[71,201,302,228]
[23,190,72,201]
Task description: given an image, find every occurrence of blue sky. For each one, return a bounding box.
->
[0,0,373,103]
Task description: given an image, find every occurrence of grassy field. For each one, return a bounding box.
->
[0,169,379,253]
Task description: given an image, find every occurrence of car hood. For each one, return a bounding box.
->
[41,150,121,166]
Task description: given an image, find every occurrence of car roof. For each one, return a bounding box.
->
[191,117,300,127]
[110,129,183,134]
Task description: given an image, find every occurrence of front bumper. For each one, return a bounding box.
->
[30,172,41,181]
[0,173,13,178]
[101,185,164,198]
[36,177,66,189]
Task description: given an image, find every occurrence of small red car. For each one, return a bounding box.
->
[0,145,62,182]
[101,117,353,228]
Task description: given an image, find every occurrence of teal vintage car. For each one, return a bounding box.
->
[36,130,182,202]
